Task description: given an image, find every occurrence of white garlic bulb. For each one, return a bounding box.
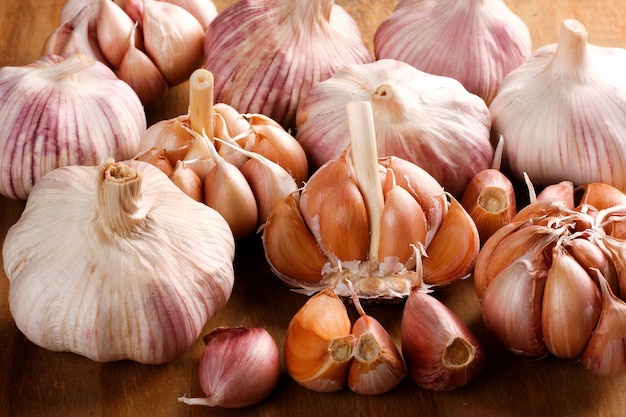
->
[295,59,493,196]
[2,159,235,364]
[373,0,532,105]
[202,0,373,129]
[490,19,626,191]
[0,54,146,200]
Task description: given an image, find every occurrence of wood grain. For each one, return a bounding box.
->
[1,1,626,416]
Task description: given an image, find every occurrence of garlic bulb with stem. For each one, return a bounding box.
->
[263,101,480,301]
[178,327,280,408]
[2,159,235,364]
[202,0,373,129]
[295,59,493,196]
[0,53,146,200]
[489,19,626,191]
[373,0,532,105]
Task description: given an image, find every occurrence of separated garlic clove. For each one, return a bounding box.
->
[536,181,575,209]
[577,182,626,211]
[580,273,626,376]
[169,159,203,202]
[421,195,480,287]
[3,159,235,364]
[178,327,280,408]
[401,286,486,391]
[142,0,205,86]
[284,288,355,392]
[490,19,626,190]
[541,242,602,358]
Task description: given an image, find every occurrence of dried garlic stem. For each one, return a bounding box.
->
[97,159,150,235]
[189,68,214,139]
[346,101,384,261]
[550,19,589,79]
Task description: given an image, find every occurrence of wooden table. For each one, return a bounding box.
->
[1,1,625,416]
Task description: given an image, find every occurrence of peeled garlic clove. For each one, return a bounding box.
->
[284,288,355,392]
[348,314,405,395]
[490,19,626,190]
[3,159,235,364]
[169,160,203,202]
[482,253,549,357]
[178,327,280,408]
[203,0,372,128]
[461,168,517,243]
[422,195,480,287]
[262,193,328,286]
[578,182,626,210]
[374,0,531,104]
[401,287,485,391]
[142,0,205,86]
[296,59,493,196]
[0,54,146,200]
[580,274,626,376]
[541,243,602,358]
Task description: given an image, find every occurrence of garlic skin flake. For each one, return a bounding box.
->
[374,0,532,105]
[490,19,626,191]
[0,54,146,200]
[2,159,235,364]
[202,0,373,129]
[295,59,493,196]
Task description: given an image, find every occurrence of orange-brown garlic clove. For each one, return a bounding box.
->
[565,236,620,296]
[536,180,575,209]
[169,160,203,202]
[577,182,626,211]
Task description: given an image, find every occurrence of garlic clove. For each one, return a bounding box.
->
[164,0,218,31]
[169,159,203,202]
[138,116,193,166]
[461,168,517,243]
[96,0,139,68]
[596,234,626,301]
[284,288,355,392]
[541,243,602,358]
[512,198,571,223]
[401,287,485,391]
[348,314,405,395]
[213,103,254,146]
[421,195,480,287]
[262,193,328,286]
[134,147,174,177]
[580,274,626,376]
[536,181,575,209]
[565,236,620,297]
[142,0,205,86]
[577,182,626,211]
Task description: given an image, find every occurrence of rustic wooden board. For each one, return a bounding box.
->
[1,1,626,416]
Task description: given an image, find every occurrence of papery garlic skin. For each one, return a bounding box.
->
[0,54,146,200]
[295,59,493,196]
[373,0,532,104]
[490,19,626,191]
[202,0,373,129]
[3,160,235,364]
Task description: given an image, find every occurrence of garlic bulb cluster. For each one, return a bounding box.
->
[44,0,216,106]
[475,181,626,376]
[136,69,308,239]
[263,101,480,301]
[202,0,373,129]
[179,327,280,408]
[284,287,405,394]
[2,159,235,364]
[373,0,531,105]
[0,54,146,200]
[490,19,626,191]
[295,59,493,196]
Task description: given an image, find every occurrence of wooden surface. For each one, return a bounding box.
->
[1,1,626,416]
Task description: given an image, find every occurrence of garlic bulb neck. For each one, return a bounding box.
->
[549,19,590,82]
[42,54,96,82]
[281,0,333,33]
[97,160,151,235]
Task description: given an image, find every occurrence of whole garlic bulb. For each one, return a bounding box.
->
[0,54,146,200]
[489,19,626,191]
[373,0,532,105]
[202,0,373,129]
[2,159,235,364]
[295,59,493,196]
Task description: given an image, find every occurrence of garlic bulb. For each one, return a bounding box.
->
[0,54,146,200]
[263,101,480,301]
[373,0,532,104]
[490,19,626,191]
[202,0,373,129]
[179,327,280,408]
[474,181,626,375]
[2,159,235,364]
[136,69,307,239]
[295,59,493,196]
